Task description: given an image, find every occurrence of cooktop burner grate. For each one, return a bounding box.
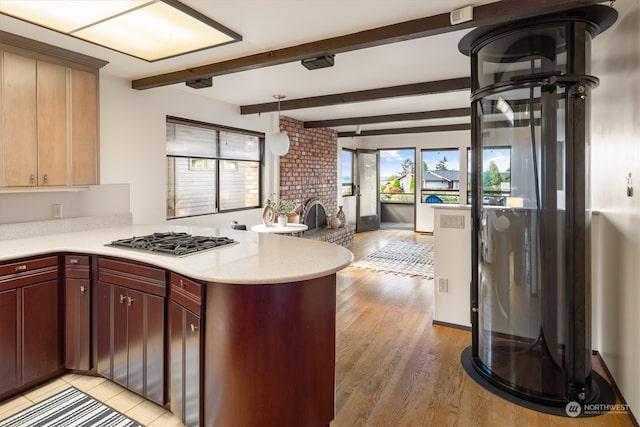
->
[107,232,236,256]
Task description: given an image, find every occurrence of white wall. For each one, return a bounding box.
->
[342,130,470,232]
[99,74,274,228]
[433,205,471,327]
[590,0,640,417]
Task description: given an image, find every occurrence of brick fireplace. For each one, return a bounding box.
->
[279,116,338,219]
[278,117,353,246]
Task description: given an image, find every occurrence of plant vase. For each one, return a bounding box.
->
[278,215,288,227]
[337,206,346,228]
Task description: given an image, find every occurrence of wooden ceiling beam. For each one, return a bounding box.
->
[241,78,470,115]
[337,123,470,137]
[131,0,602,90]
[304,107,471,128]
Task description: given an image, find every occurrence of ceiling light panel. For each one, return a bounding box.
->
[0,0,144,32]
[0,0,241,62]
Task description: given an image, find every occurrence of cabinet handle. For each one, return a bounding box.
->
[70,258,79,264]
[179,279,185,289]
[127,296,133,307]
[190,324,199,333]
[15,264,27,272]
[43,174,48,183]
[80,285,86,295]
[120,294,126,304]
[30,174,35,183]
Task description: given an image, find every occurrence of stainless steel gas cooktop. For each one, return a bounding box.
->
[106,232,236,257]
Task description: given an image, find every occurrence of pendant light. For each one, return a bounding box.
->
[270,94,290,156]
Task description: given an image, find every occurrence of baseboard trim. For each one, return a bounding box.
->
[592,350,639,426]
[432,320,471,331]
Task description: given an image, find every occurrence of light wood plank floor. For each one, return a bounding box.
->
[333,229,635,427]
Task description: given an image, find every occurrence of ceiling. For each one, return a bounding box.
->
[0,0,596,136]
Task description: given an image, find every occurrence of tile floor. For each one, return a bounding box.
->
[0,374,184,426]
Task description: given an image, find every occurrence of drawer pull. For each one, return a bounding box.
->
[179,279,185,289]
[190,324,199,333]
[15,264,27,272]
[80,285,86,295]
[70,258,79,264]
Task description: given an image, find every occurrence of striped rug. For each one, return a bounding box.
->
[0,387,141,427]
[351,240,434,279]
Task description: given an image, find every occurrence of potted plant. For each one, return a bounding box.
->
[269,196,296,227]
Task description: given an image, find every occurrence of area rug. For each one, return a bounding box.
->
[0,386,141,427]
[351,240,434,279]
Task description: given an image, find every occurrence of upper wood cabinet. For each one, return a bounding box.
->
[0,31,107,188]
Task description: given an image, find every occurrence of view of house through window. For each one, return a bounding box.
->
[341,149,354,196]
[421,148,461,204]
[166,117,263,219]
[379,149,415,202]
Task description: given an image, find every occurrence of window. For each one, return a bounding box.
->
[421,149,460,204]
[341,149,354,196]
[379,148,415,202]
[166,116,263,219]
[467,146,512,205]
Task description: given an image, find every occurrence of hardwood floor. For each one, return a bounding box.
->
[333,229,635,427]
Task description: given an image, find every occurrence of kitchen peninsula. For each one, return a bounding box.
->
[0,224,353,426]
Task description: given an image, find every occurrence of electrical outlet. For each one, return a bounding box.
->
[438,278,449,293]
[53,204,63,219]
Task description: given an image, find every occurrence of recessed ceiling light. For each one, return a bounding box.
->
[0,0,242,62]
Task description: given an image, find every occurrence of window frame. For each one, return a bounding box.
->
[420,148,461,205]
[166,116,264,220]
[341,148,355,197]
[379,147,416,204]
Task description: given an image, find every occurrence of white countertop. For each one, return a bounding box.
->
[251,223,308,234]
[0,224,354,285]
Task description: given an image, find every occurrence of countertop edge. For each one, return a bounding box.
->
[0,225,355,285]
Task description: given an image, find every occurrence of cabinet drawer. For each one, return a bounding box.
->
[0,257,58,292]
[65,255,89,267]
[98,257,165,298]
[0,256,58,278]
[170,273,202,315]
[65,255,90,279]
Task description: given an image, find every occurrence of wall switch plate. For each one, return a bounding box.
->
[438,278,449,292]
[440,214,464,229]
[53,204,63,219]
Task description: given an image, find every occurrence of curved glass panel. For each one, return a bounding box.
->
[477,84,568,399]
[476,25,568,89]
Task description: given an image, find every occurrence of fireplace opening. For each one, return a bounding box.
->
[302,198,328,234]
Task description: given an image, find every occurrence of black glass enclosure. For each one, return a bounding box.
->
[459,6,617,408]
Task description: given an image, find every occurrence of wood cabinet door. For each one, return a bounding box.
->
[21,280,60,385]
[65,278,90,370]
[0,289,18,396]
[183,309,201,427]
[111,285,129,388]
[37,60,68,186]
[169,301,201,427]
[127,289,165,404]
[96,281,112,379]
[1,52,37,187]
[70,69,98,185]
